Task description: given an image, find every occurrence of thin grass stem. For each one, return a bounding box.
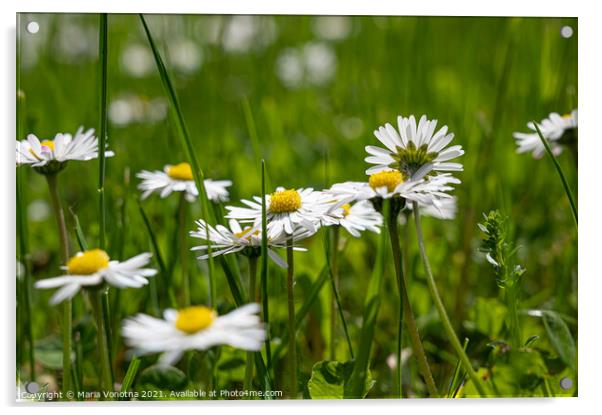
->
[532,122,578,228]
[412,202,488,397]
[177,193,190,306]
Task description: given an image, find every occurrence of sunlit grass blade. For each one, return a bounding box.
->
[139,14,216,306]
[260,160,272,370]
[532,121,578,228]
[98,13,108,250]
[119,356,141,399]
[138,201,176,309]
[68,207,89,251]
[344,201,389,398]
[446,338,469,398]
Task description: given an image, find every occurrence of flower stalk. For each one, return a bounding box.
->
[387,206,438,397]
[413,202,488,397]
[243,255,258,391]
[45,173,72,396]
[91,288,113,394]
[286,238,297,398]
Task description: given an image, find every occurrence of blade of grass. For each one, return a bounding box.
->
[119,356,141,399]
[532,121,578,228]
[68,207,89,251]
[447,338,469,398]
[139,14,216,306]
[98,13,108,250]
[260,160,272,370]
[344,201,389,399]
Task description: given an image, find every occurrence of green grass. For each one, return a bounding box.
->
[16,14,577,399]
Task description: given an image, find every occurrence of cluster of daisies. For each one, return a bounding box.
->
[16,107,577,370]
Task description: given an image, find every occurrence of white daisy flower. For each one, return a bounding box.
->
[34,249,157,305]
[326,200,383,237]
[327,170,460,209]
[365,114,464,177]
[16,127,114,174]
[408,196,458,220]
[190,219,311,268]
[225,187,342,239]
[513,109,578,158]
[122,303,265,366]
[136,162,232,203]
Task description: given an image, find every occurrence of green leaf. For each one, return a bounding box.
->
[542,310,576,370]
[308,360,374,399]
[137,364,188,391]
[120,357,140,398]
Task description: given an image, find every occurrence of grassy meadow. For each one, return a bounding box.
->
[16,14,577,400]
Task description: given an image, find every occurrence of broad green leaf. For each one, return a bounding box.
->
[542,310,576,370]
[308,360,374,399]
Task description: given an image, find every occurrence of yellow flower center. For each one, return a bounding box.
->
[28,140,55,159]
[562,113,573,119]
[175,306,216,334]
[67,249,110,275]
[269,189,302,213]
[41,140,56,152]
[235,227,260,240]
[369,170,404,192]
[167,162,194,181]
[341,203,351,217]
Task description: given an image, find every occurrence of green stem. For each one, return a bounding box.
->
[329,227,339,360]
[98,13,108,249]
[92,289,113,394]
[508,288,522,349]
[17,170,35,381]
[178,193,190,306]
[45,174,72,396]
[286,239,297,399]
[387,210,438,398]
[260,160,272,371]
[328,227,354,359]
[412,202,488,397]
[244,256,258,393]
[532,122,577,228]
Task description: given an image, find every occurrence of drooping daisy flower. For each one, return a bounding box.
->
[137,162,232,203]
[365,114,464,177]
[16,127,114,174]
[190,219,312,268]
[325,199,383,237]
[328,170,460,211]
[122,303,265,366]
[34,249,157,305]
[513,109,578,158]
[225,187,342,239]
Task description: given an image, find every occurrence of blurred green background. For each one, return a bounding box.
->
[16,14,577,398]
